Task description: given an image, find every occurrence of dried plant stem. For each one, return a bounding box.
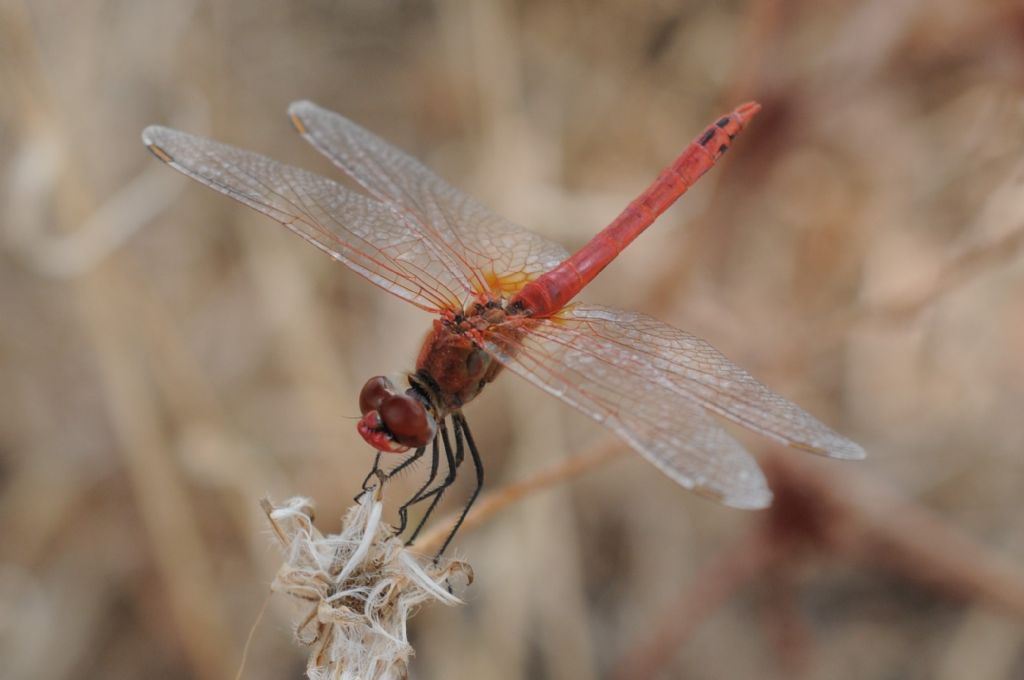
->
[77,270,235,680]
[613,447,1024,680]
[766,450,1024,615]
[234,593,271,680]
[415,438,625,555]
[831,221,1024,334]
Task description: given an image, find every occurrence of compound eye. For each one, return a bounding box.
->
[359,376,396,415]
[379,394,435,448]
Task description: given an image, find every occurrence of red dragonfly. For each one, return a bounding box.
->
[143,101,863,554]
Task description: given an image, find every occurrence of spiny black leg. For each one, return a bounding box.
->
[386,445,427,481]
[434,413,484,558]
[354,450,383,503]
[402,419,459,506]
[396,434,441,536]
[406,416,464,544]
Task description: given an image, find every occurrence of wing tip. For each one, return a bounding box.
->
[832,439,867,461]
[688,468,773,510]
[724,487,774,510]
[691,480,772,509]
[715,470,773,510]
[289,110,307,135]
[140,124,163,145]
[141,125,174,163]
[287,99,317,113]
[287,100,319,134]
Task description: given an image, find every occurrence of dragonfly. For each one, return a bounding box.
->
[143,100,864,555]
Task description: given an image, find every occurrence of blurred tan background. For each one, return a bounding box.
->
[3,0,1024,678]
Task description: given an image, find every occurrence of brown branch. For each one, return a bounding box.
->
[760,450,1024,615]
[830,222,1024,335]
[608,446,1024,680]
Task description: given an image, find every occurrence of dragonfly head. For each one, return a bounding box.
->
[357,376,436,453]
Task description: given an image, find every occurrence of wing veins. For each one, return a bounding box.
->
[296,116,484,300]
[482,323,769,505]
[187,141,451,310]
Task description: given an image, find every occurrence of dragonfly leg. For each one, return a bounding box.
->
[395,435,441,536]
[353,450,384,503]
[433,413,484,559]
[355,444,426,504]
[406,416,464,544]
[386,445,427,481]
[452,415,466,468]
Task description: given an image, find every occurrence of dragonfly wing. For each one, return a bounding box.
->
[142,125,474,312]
[482,313,773,509]
[289,101,570,298]
[538,305,864,459]
[567,305,865,459]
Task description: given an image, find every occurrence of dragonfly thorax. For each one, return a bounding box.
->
[356,304,517,453]
[414,313,506,410]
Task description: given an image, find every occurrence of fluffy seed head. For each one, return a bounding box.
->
[262,491,471,680]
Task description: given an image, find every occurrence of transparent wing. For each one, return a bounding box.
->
[142,125,475,312]
[486,304,862,498]
[561,305,865,459]
[288,101,570,298]
[482,312,774,509]
[482,304,867,507]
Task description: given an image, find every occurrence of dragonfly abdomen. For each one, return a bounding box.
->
[510,102,760,317]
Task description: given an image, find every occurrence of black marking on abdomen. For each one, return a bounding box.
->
[718,144,729,154]
[716,117,730,128]
[698,128,715,146]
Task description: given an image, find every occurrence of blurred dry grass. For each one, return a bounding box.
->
[2,0,1024,678]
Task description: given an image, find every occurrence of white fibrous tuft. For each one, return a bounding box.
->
[262,491,471,680]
